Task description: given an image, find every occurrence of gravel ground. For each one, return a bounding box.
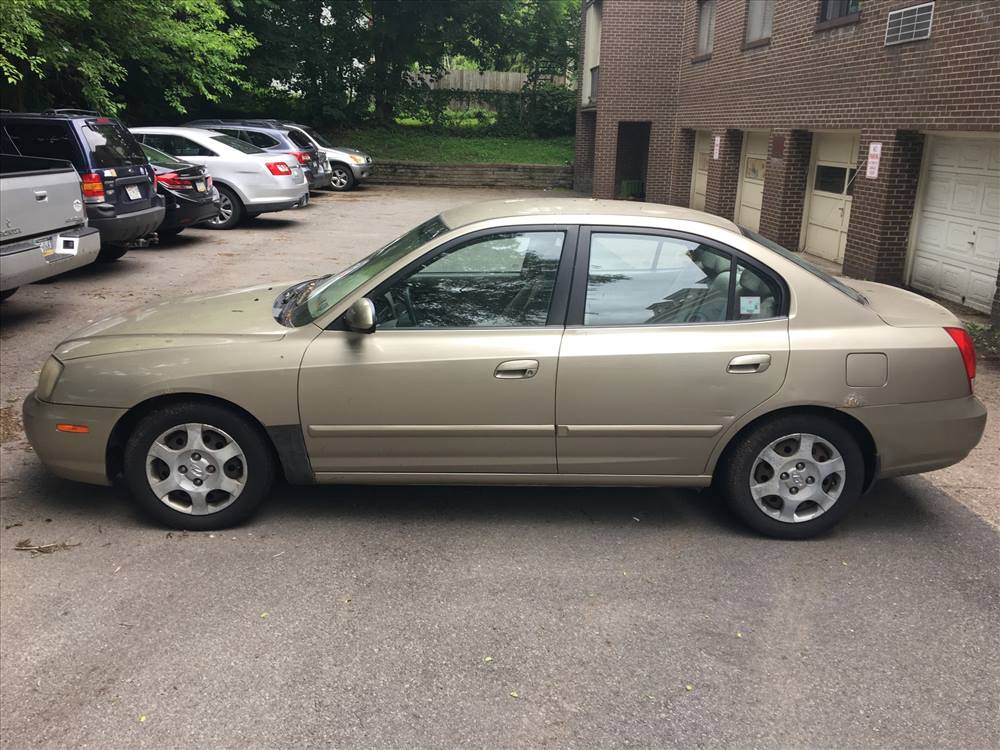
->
[1,185,997,749]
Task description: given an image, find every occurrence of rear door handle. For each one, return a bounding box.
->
[495,359,539,379]
[34,190,47,202]
[727,353,771,374]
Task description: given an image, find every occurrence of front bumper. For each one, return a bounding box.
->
[22,391,125,486]
[853,395,988,478]
[0,226,101,290]
[88,203,166,244]
[350,162,372,181]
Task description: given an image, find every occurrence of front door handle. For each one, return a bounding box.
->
[495,359,539,379]
[727,353,771,374]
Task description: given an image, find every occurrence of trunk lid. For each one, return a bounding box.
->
[846,279,961,328]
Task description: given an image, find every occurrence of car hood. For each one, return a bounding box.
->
[322,146,368,160]
[55,283,295,360]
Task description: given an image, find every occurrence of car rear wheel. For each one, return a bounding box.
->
[123,401,275,529]
[202,185,244,230]
[327,163,355,191]
[97,244,129,262]
[718,414,864,539]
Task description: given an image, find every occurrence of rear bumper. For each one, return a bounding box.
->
[22,391,125,486]
[159,194,220,232]
[0,226,101,290]
[89,203,166,244]
[308,170,333,190]
[853,395,988,478]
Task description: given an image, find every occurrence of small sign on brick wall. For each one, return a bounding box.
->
[713,135,721,159]
[866,142,882,179]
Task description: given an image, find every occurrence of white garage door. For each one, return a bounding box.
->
[909,136,1000,313]
[803,132,859,263]
[735,131,768,231]
[690,131,711,211]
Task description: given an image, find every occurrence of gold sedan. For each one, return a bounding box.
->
[23,199,986,538]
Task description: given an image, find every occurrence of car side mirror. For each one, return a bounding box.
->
[344,297,376,334]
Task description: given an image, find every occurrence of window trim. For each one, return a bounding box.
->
[330,224,580,331]
[566,226,789,328]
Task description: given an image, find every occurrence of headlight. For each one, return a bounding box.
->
[37,356,64,402]
[348,154,365,165]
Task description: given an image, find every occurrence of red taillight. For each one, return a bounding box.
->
[205,175,213,188]
[287,151,312,165]
[265,161,292,176]
[945,326,977,386]
[155,171,193,189]
[81,172,105,203]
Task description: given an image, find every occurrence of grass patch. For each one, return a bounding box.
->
[330,124,574,165]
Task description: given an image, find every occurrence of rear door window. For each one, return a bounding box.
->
[79,119,145,167]
[3,120,82,169]
[210,135,266,154]
[244,130,280,148]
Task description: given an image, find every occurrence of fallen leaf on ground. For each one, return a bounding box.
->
[260,612,269,619]
[14,538,81,556]
[483,656,493,663]
[4,522,23,530]
[509,691,519,699]
[685,684,694,692]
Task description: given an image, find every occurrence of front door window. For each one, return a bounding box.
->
[372,231,566,328]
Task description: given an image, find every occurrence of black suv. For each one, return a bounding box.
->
[1,110,164,260]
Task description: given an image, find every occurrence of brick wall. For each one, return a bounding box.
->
[758,129,812,251]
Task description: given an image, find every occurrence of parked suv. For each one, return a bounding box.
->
[185,120,332,191]
[237,119,372,191]
[0,110,164,261]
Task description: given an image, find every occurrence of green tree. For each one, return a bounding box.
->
[0,0,255,118]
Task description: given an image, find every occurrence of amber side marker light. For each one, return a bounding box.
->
[56,424,90,434]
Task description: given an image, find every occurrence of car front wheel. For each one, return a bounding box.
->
[718,414,864,539]
[123,401,275,529]
[327,163,355,191]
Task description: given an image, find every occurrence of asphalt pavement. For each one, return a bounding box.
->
[1,185,998,749]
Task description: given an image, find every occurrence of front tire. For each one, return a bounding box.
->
[202,185,244,230]
[718,414,864,539]
[123,401,275,529]
[327,163,355,191]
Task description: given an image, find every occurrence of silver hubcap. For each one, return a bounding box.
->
[146,423,247,515]
[331,169,349,188]
[211,193,233,224]
[749,433,845,523]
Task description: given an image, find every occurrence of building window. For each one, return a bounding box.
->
[819,0,861,22]
[745,0,774,44]
[885,3,934,46]
[696,0,716,56]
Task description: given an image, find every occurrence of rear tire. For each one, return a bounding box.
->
[327,163,355,191]
[202,185,244,230]
[97,244,129,262]
[123,401,275,530]
[718,414,864,540]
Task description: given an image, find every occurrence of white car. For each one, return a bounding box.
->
[130,127,308,229]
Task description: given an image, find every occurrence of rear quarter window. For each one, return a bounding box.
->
[286,129,312,149]
[79,119,145,167]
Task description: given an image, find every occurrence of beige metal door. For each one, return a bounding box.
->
[735,131,768,231]
[690,131,712,211]
[909,136,1000,313]
[299,329,561,474]
[803,132,859,262]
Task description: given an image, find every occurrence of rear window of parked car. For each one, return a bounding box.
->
[211,135,266,154]
[79,119,145,167]
[3,121,82,169]
[286,129,312,149]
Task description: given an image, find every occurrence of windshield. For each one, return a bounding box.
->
[283,216,450,326]
[81,119,145,167]
[740,226,868,305]
[211,135,266,154]
[301,126,334,149]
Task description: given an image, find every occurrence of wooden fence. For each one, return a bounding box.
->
[424,69,570,92]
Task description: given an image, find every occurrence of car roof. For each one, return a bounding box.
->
[0,110,103,120]
[439,198,741,232]
[131,126,223,138]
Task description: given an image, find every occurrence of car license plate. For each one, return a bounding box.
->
[195,180,206,192]
[39,236,57,260]
[125,184,142,200]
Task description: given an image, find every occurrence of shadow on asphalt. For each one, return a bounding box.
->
[10,460,941,538]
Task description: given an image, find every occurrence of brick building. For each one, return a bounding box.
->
[575,0,1000,323]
